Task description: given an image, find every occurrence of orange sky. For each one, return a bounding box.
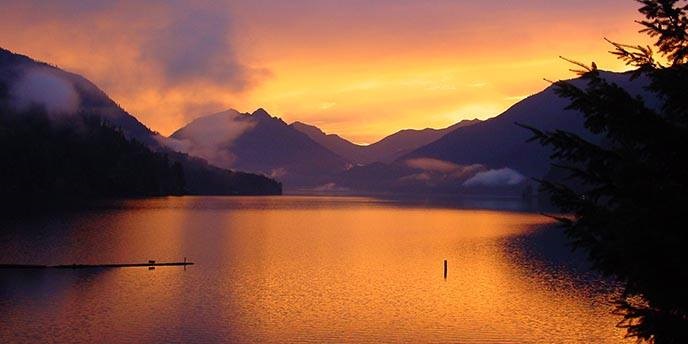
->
[0,1,649,143]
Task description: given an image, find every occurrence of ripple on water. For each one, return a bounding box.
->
[0,196,629,343]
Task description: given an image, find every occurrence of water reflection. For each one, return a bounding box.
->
[0,196,628,343]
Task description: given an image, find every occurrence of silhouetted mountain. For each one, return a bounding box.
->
[165,150,282,195]
[404,71,649,178]
[0,48,158,146]
[291,119,480,164]
[170,108,349,189]
[332,71,650,195]
[0,47,281,197]
[289,121,370,163]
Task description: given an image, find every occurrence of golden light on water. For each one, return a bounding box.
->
[0,197,629,342]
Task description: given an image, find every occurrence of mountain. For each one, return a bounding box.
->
[331,71,651,195]
[0,48,158,146]
[289,121,369,163]
[404,71,649,178]
[357,119,482,163]
[0,110,187,201]
[0,47,281,197]
[291,119,481,164]
[169,108,350,189]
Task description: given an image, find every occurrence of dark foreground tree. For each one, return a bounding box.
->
[520,1,688,342]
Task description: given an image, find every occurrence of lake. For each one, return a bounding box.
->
[0,196,627,343]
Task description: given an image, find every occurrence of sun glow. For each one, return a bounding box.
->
[0,1,648,143]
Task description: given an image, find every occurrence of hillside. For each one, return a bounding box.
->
[331,71,650,195]
[0,47,281,197]
[404,71,649,178]
[170,108,349,189]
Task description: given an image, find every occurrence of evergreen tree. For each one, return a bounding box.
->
[520,1,688,342]
[0,108,188,201]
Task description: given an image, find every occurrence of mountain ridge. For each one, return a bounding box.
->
[328,70,651,195]
[0,46,281,196]
[402,70,650,177]
[169,108,350,189]
[290,118,481,164]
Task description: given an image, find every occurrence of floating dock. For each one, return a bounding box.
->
[0,260,194,270]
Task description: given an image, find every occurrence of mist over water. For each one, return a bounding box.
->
[0,196,627,343]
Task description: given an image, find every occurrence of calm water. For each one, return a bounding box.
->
[0,196,627,343]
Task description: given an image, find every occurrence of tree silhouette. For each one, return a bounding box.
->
[0,109,188,200]
[520,1,688,342]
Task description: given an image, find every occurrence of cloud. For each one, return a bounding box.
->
[463,168,526,187]
[268,167,288,179]
[311,182,349,193]
[398,172,433,182]
[2,1,262,90]
[503,95,528,101]
[319,102,337,110]
[143,3,269,91]
[406,158,461,173]
[0,0,642,141]
[10,67,80,117]
[405,158,485,179]
[0,0,269,134]
[159,109,256,168]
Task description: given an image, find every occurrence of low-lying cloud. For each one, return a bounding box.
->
[11,67,80,117]
[462,167,525,187]
[160,110,256,169]
[405,158,485,179]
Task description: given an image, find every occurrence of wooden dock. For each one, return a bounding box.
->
[0,260,194,270]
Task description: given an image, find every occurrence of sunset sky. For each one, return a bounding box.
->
[0,0,648,143]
